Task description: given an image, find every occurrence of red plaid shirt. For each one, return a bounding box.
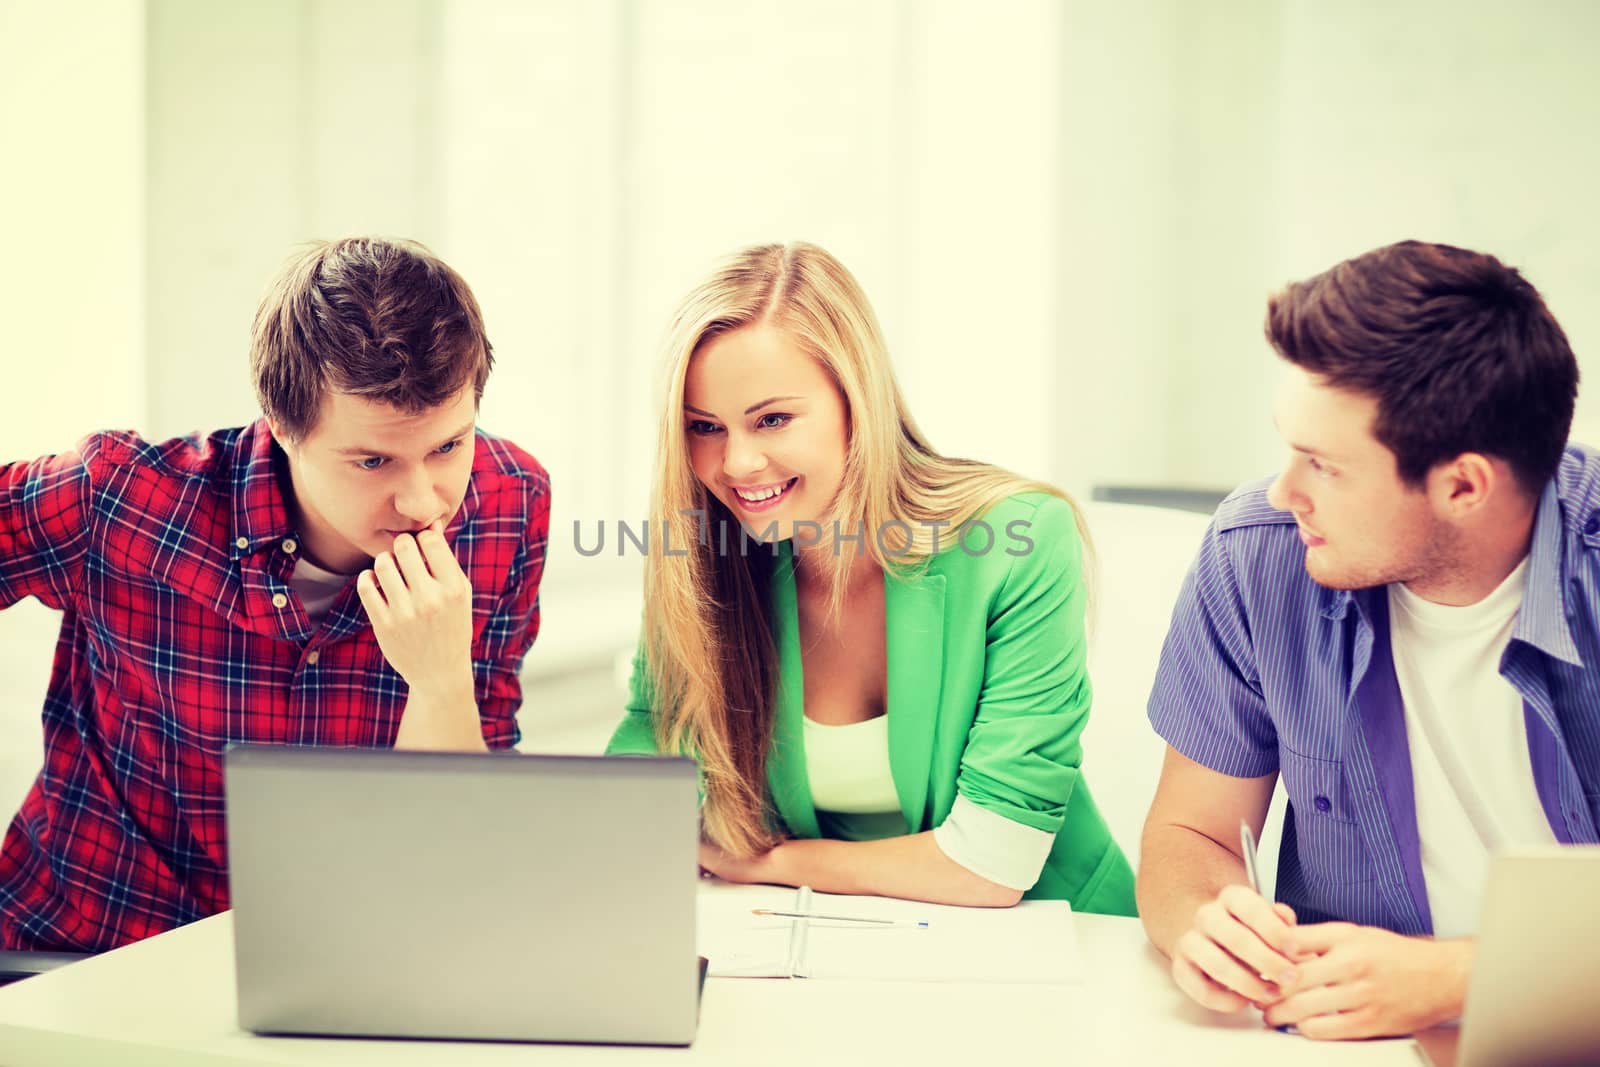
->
[0,420,549,951]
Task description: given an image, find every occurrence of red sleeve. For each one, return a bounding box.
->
[0,439,101,611]
[471,472,551,750]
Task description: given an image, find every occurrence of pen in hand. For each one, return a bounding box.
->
[1239,820,1280,983]
[1242,819,1299,1032]
[1240,819,1264,897]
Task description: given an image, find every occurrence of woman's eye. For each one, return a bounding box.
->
[436,439,458,455]
[358,457,386,471]
[687,420,722,436]
[756,413,791,430]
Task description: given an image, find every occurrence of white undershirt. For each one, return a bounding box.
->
[802,714,901,813]
[289,555,353,623]
[802,714,1056,892]
[1388,557,1557,938]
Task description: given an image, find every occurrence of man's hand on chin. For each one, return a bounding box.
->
[358,521,485,751]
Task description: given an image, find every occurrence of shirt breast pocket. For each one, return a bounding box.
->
[1279,748,1373,886]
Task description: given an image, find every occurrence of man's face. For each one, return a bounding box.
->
[1265,365,1447,591]
[272,387,478,574]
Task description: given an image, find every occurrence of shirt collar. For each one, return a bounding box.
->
[1321,587,1356,622]
[1511,477,1582,667]
[229,419,297,560]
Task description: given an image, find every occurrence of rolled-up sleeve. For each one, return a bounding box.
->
[942,497,1092,887]
[933,793,1055,890]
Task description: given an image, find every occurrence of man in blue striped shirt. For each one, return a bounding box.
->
[1138,241,1598,1040]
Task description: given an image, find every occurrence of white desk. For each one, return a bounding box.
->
[0,903,1434,1066]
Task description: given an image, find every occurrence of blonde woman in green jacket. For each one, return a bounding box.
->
[606,241,1135,915]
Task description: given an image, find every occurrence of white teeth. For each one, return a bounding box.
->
[735,480,791,503]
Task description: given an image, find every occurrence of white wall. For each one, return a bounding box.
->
[1158,0,1600,486]
[436,0,1075,538]
[0,0,146,459]
[144,0,439,440]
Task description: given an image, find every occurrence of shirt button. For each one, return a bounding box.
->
[306,650,320,666]
[236,537,250,550]
[1313,795,1332,814]
[271,592,289,609]
[282,538,297,555]
[1586,513,1600,536]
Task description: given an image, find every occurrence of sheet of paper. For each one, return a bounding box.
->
[696,883,1082,984]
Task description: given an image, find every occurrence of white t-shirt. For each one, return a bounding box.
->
[289,554,354,623]
[802,713,1055,891]
[1388,557,1558,938]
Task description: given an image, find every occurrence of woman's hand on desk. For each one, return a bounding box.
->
[698,841,781,884]
[1261,924,1472,1040]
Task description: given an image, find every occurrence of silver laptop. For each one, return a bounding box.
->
[1425,846,1600,1067]
[224,746,701,1045]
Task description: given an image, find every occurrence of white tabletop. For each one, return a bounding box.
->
[0,903,1431,1066]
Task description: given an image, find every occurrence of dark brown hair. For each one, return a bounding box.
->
[250,237,493,440]
[1267,240,1578,494]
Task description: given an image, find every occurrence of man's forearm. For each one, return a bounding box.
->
[393,677,488,752]
[1138,821,1252,955]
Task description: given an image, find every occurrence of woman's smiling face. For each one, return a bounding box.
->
[683,322,850,545]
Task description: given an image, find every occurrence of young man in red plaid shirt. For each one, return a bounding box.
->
[0,237,551,952]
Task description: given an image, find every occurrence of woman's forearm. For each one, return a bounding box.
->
[763,832,1023,907]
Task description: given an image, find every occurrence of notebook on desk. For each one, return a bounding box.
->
[698,882,1082,984]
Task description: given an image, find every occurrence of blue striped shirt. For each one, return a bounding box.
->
[1148,445,1600,935]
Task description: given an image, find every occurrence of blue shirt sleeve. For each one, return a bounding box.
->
[1146,518,1279,778]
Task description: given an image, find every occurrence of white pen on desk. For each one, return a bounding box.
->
[753,908,931,929]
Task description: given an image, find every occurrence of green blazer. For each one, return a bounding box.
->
[606,492,1136,916]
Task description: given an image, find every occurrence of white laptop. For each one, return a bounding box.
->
[1419,846,1600,1067]
[223,746,702,1045]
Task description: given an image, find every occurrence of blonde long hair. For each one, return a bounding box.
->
[644,242,1091,855]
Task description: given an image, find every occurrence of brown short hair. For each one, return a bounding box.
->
[251,237,494,440]
[1266,240,1578,494]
